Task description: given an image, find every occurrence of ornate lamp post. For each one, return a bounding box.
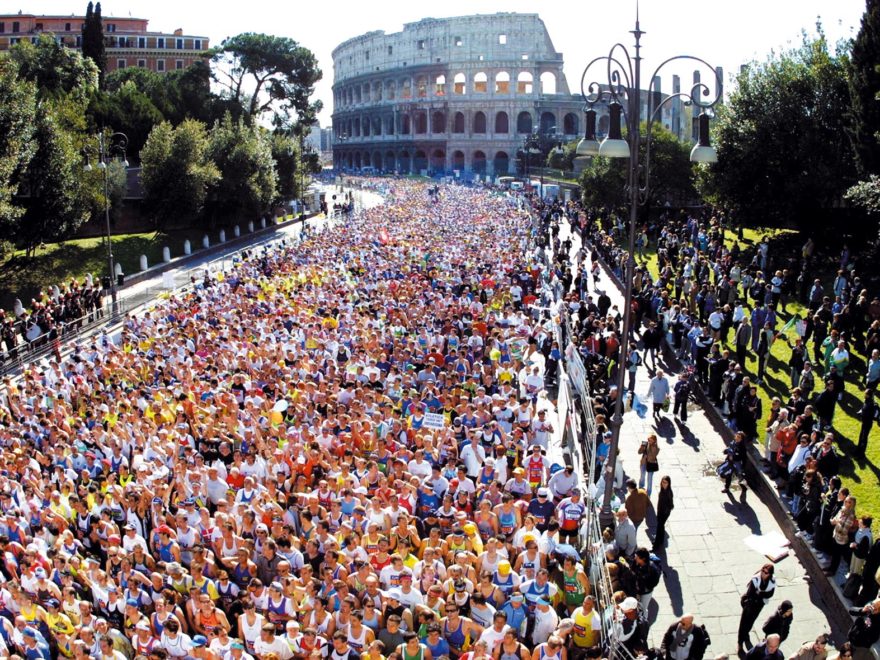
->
[574,4,722,528]
[84,131,129,317]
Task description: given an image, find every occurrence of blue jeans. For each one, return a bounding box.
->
[639,465,654,494]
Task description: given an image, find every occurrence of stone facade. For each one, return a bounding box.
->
[331,13,593,177]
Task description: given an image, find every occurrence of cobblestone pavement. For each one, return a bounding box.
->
[557,221,844,655]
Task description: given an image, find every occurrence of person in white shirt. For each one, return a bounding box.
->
[530,411,553,450]
[547,465,578,501]
[407,451,432,480]
[460,437,486,479]
[254,623,293,660]
[121,524,149,553]
[477,611,511,652]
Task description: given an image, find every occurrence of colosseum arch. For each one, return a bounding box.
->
[474,72,488,94]
[472,150,487,173]
[372,152,382,169]
[399,150,411,173]
[540,111,556,133]
[353,117,361,136]
[414,111,428,134]
[495,111,509,134]
[373,81,383,101]
[516,111,532,134]
[435,74,446,96]
[386,115,395,135]
[384,151,396,171]
[473,111,487,134]
[430,149,446,172]
[401,114,411,134]
[432,111,446,134]
[362,83,371,103]
[386,80,396,100]
[452,150,465,171]
[362,118,371,136]
[598,113,610,136]
[401,79,412,99]
[413,149,428,173]
[354,152,362,169]
[372,116,382,136]
[517,71,533,94]
[453,112,465,134]
[416,75,428,98]
[563,112,579,136]
[453,73,466,95]
[494,151,510,174]
[354,86,362,104]
[540,72,557,94]
[495,71,510,94]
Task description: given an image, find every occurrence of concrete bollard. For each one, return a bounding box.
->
[183,240,191,255]
[234,225,240,238]
[261,217,267,229]
[139,255,148,271]
[114,263,123,276]
[203,235,210,249]
[248,221,254,233]
[219,229,226,243]
[162,246,171,263]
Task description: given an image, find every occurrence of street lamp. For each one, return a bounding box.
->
[83,131,128,317]
[578,3,721,529]
[522,131,542,191]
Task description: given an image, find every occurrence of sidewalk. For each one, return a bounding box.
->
[556,221,844,654]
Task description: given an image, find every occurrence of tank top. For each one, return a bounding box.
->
[500,644,523,660]
[233,563,252,588]
[198,609,222,635]
[362,611,380,632]
[571,608,599,648]
[493,572,515,596]
[477,518,495,542]
[348,626,368,653]
[498,509,516,536]
[402,646,424,660]
[158,541,174,562]
[239,613,265,653]
[563,570,586,605]
[267,596,289,631]
[539,646,561,660]
[527,455,545,485]
[443,619,466,649]
[220,536,239,558]
[520,552,540,580]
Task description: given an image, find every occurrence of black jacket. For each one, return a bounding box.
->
[661,622,708,660]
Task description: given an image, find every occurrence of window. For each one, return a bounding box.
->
[417,39,425,50]
[108,23,117,32]
[157,59,165,72]
[454,36,462,46]
[35,23,43,31]
[137,59,146,68]
[157,37,165,48]
[9,37,19,45]
[365,50,369,61]
[12,21,19,33]
[0,22,5,34]
[117,59,126,69]
[521,54,529,60]
[138,37,146,48]
[194,39,202,50]
[75,35,82,47]
[177,38,184,49]
[388,45,392,55]
[478,55,484,61]
[176,59,184,70]
[499,34,507,45]
[65,22,71,31]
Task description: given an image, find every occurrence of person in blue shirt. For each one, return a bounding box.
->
[500,593,528,634]
[21,628,50,660]
[422,623,450,658]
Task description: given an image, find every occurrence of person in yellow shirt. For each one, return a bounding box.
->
[45,599,75,636]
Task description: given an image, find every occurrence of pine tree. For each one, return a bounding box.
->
[81,1,106,88]
[847,0,880,176]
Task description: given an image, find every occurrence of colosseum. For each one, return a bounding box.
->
[331,13,598,177]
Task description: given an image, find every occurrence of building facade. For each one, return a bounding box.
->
[331,13,720,177]
[0,13,208,74]
[331,14,590,177]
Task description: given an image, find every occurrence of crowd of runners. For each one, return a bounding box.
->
[0,182,607,660]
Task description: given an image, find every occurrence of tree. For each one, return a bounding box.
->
[845,175,880,214]
[847,0,880,177]
[205,114,278,225]
[140,120,220,229]
[0,60,37,242]
[546,141,577,171]
[16,106,93,256]
[579,123,696,213]
[81,1,106,88]
[88,81,165,160]
[10,34,99,105]
[699,32,854,229]
[210,33,322,130]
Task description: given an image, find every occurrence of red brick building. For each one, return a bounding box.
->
[0,13,209,73]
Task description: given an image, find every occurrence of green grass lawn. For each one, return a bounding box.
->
[631,226,880,527]
[0,228,206,311]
